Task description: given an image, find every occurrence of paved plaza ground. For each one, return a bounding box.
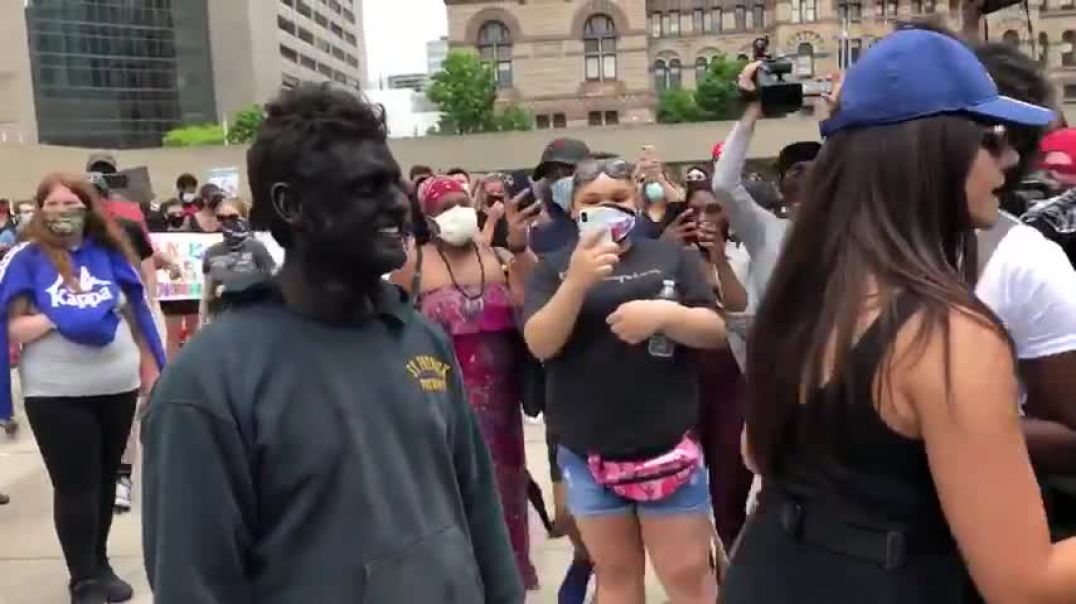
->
[0,404,668,604]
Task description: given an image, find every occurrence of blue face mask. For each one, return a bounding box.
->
[551,177,574,212]
[644,182,665,202]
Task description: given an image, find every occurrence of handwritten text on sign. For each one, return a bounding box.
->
[148,233,284,301]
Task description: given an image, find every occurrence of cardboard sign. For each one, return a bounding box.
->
[207,167,241,199]
[150,232,217,301]
[148,232,285,301]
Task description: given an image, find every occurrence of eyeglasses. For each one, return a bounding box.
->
[574,159,635,185]
[980,124,1010,158]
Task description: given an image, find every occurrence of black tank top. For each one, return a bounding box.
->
[771,295,964,557]
[731,296,983,602]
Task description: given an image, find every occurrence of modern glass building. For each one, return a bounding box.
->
[24,0,217,149]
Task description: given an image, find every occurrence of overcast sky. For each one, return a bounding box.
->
[362,0,447,85]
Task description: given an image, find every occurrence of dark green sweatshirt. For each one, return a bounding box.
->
[141,280,524,603]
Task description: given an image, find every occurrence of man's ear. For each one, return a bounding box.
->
[270,183,303,229]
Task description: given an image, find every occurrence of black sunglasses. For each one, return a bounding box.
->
[574,159,635,185]
[980,124,1010,158]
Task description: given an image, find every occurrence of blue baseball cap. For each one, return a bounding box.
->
[820,29,1054,138]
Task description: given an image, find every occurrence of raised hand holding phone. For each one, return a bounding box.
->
[566,229,620,290]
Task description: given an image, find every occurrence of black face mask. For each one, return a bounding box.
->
[166,215,186,228]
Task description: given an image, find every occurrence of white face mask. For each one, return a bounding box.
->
[433,206,479,246]
[180,192,196,204]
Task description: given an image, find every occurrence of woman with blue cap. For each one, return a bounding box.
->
[725,28,1076,602]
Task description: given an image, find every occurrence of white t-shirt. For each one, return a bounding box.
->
[720,242,752,370]
[977,223,1076,361]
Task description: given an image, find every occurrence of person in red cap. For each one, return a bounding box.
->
[1039,127,1076,187]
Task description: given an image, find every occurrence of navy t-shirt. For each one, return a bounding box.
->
[524,237,716,459]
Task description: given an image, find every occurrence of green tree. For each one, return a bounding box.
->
[226,104,264,145]
[656,89,703,123]
[493,105,534,132]
[427,51,498,135]
[162,123,225,147]
[695,54,747,120]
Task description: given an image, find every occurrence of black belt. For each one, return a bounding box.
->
[760,488,956,571]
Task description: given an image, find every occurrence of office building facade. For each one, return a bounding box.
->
[3,0,366,149]
[22,0,217,149]
[446,0,1076,129]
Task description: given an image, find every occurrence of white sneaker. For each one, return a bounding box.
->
[114,477,132,512]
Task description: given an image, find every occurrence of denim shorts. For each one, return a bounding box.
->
[557,445,712,518]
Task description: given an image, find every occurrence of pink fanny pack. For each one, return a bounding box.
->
[587,434,702,502]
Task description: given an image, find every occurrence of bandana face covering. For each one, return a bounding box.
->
[221,218,251,250]
[44,208,86,236]
[577,204,636,243]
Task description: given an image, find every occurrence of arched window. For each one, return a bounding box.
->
[1002,30,1020,48]
[695,56,708,83]
[584,14,617,82]
[654,59,668,92]
[1039,32,1050,65]
[796,42,815,77]
[1064,30,1075,66]
[478,21,512,88]
[669,58,682,89]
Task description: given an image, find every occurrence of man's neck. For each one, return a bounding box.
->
[275,255,380,324]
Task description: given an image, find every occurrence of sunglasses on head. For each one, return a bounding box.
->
[574,159,635,185]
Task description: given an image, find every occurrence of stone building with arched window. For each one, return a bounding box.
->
[445,0,1075,128]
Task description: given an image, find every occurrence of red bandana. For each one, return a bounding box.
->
[420,176,466,214]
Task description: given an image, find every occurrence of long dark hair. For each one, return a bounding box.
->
[27,173,137,291]
[746,115,1011,474]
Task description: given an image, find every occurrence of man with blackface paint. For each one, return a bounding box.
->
[140,83,524,603]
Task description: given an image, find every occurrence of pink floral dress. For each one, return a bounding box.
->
[418,282,538,589]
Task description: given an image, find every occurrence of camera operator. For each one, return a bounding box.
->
[711,61,819,347]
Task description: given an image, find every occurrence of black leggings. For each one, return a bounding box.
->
[25,391,137,583]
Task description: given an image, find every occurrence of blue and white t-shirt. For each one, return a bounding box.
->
[0,240,166,415]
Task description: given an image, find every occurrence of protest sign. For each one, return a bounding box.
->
[149,232,285,301]
[150,232,218,301]
[207,167,241,198]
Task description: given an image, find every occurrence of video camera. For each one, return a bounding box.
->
[751,37,804,118]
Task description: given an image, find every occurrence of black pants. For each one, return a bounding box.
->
[25,391,137,583]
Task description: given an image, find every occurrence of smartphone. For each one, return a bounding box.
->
[103,173,129,190]
[665,202,695,226]
[506,169,538,210]
[578,209,613,246]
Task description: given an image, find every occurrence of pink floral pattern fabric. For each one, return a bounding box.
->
[587,434,702,502]
[418,282,538,590]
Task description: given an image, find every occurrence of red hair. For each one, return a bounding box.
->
[26,173,137,291]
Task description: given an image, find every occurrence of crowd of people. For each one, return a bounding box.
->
[2,18,1076,604]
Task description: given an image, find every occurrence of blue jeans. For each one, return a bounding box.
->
[557,446,712,518]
